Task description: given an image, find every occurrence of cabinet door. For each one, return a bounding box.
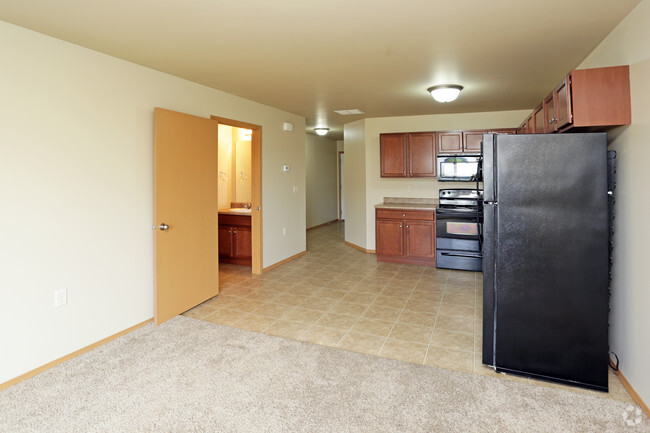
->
[380,134,407,177]
[233,226,252,259]
[525,116,534,134]
[405,221,436,259]
[462,131,486,153]
[554,76,572,130]
[376,219,404,257]
[219,226,233,258]
[408,132,436,177]
[543,93,556,133]
[437,131,463,154]
[533,105,545,134]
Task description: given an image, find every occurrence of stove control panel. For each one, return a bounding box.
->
[439,189,483,200]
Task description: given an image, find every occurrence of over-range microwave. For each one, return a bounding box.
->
[437,155,481,182]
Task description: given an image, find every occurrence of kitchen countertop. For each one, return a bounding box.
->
[375,197,438,210]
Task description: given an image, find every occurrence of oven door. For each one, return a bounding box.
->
[436,207,482,251]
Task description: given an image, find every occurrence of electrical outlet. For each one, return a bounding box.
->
[282,227,287,236]
[55,289,67,307]
[407,185,413,192]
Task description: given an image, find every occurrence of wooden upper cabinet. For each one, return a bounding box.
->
[543,92,555,133]
[520,65,631,134]
[408,132,436,177]
[544,75,571,133]
[380,133,407,177]
[380,132,436,178]
[570,65,630,128]
[533,105,545,134]
[554,76,572,129]
[463,131,485,153]
[526,115,534,134]
[437,131,463,154]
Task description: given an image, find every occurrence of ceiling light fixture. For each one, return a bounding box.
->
[427,84,464,103]
[314,128,329,136]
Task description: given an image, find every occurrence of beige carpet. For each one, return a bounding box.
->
[1,316,647,433]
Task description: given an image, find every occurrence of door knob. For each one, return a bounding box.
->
[159,223,169,231]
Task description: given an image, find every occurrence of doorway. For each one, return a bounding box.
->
[211,115,263,275]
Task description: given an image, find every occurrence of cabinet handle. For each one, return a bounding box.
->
[402,213,406,217]
[406,225,409,228]
[233,230,237,234]
[400,225,403,228]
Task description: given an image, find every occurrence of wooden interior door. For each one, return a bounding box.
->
[154,107,219,325]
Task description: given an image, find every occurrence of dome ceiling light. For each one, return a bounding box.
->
[427,84,464,103]
[314,127,329,136]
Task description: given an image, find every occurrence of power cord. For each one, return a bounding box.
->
[609,351,619,371]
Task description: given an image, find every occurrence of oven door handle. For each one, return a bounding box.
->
[436,208,482,216]
[439,252,483,259]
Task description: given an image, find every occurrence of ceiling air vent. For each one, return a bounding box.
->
[334,109,364,115]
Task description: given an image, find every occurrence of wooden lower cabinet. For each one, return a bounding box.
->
[376,208,436,266]
[219,214,252,266]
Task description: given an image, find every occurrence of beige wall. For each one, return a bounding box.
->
[305,134,338,228]
[234,130,252,203]
[217,124,234,209]
[344,110,529,250]
[577,0,650,406]
[336,140,345,220]
[0,20,305,384]
[343,120,368,248]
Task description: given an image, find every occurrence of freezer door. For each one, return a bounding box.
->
[491,133,609,391]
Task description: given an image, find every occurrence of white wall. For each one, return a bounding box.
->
[305,134,338,228]
[577,0,650,406]
[0,20,305,384]
[344,110,529,250]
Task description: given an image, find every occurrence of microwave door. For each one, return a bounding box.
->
[439,161,457,180]
[458,161,479,180]
[438,156,480,181]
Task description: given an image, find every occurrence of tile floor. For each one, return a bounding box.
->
[184,221,634,404]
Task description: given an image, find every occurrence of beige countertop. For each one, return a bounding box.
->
[218,208,252,216]
[375,197,438,210]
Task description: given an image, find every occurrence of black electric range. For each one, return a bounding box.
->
[436,189,483,272]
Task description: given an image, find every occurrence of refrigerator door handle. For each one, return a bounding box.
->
[482,133,496,203]
[482,202,497,368]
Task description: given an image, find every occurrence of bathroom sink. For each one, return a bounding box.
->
[226,208,251,214]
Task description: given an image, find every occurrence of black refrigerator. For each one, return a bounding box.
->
[481,133,610,391]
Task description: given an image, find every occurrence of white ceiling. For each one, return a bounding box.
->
[0,0,640,140]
